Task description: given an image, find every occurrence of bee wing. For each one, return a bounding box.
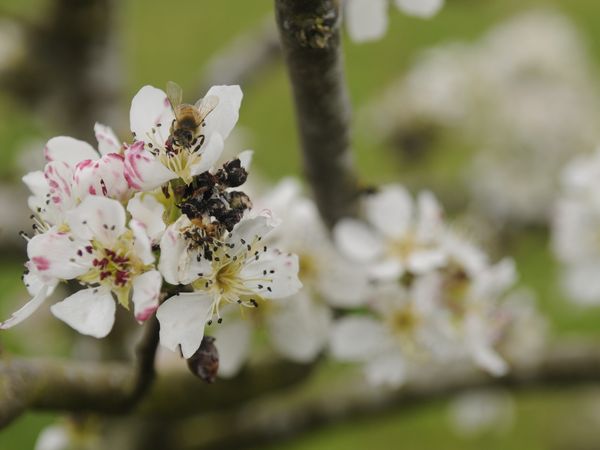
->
[166,81,183,111]
[194,95,220,122]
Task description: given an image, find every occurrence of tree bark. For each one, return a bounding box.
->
[275,0,359,228]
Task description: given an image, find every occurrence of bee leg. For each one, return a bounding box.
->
[194,135,206,152]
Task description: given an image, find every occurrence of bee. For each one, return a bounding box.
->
[166,81,219,150]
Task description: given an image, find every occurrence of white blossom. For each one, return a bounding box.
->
[344,0,444,43]
[125,84,242,188]
[156,211,302,358]
[1,196,160,337]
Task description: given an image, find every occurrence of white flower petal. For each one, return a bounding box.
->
[22,170,48,198]
[267,293,331,362]
[127,192,166,242]
[34,425,70,450]
[132,270,162,323]
[228,212,279,256]
[124,142,176,191]
[129,85,175,145]
[189,132,224,177]
[66,196,126,247]
[201,85,243,141]
[330,316,388,362]
[51,288,116,338]
[44,136,98,165]
[345,0,388,43]
[365,352,407,387]
[94,123,121,155]
[395,0,444,18]
[317,257,370,308]
[0,285,50,329]
[241,250,302,299]
[408,249,447,274]
[156,292,214,358]
[130,219,155,265]
[365,185,413,239]
[237,150,253,170]
[158,216,212,285]
[416,190,444,241]
[23,267,57,297]
[334,218,385,262]
[562,263,600,305]
[370,258,404,281]
[213,317,252,378]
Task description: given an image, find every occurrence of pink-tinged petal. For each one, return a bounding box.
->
[27,230,90,280]
[44,161,77,214]
[66,196,126,247]
[132,270,162,323]
[129,85,175,145]
[395,0,444,18]
[130,219,155,265]
[201,85,243,141]
[189,133,224,177]
[44,136,99,165]
[158,216,212,285]
[345,0,388,43]
[94,122,121,155]
[123,142,176,191]
[329,316,388,362]
[241,250,302,299]
[50,288,116,338]
[127,193,166,242]
[213,317,252,378]
[156,292,214,358]
[74,153,130,201]
[0,285,50,329]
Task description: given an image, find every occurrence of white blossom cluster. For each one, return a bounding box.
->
[366,11,600,224]
[344,0,444,42]
[552,148,600,305]
[1,83,302,360]
[329,185,528,387]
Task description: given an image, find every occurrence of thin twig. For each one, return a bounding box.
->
[275,0,360,227]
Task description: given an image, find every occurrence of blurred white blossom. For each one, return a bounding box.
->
[344,0,444,43]
[366,10,600,224]
[329,184,528,386]
[552,147,600,305]
[448,389,515,437]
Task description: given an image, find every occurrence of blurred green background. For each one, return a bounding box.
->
[2,0,600,448]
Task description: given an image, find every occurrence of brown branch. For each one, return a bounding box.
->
[0,317,160,428]
[173,339,600,450]
[0,342,315,428]
[275,0,360,228]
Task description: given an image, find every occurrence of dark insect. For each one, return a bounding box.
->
[186,336,219,383]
